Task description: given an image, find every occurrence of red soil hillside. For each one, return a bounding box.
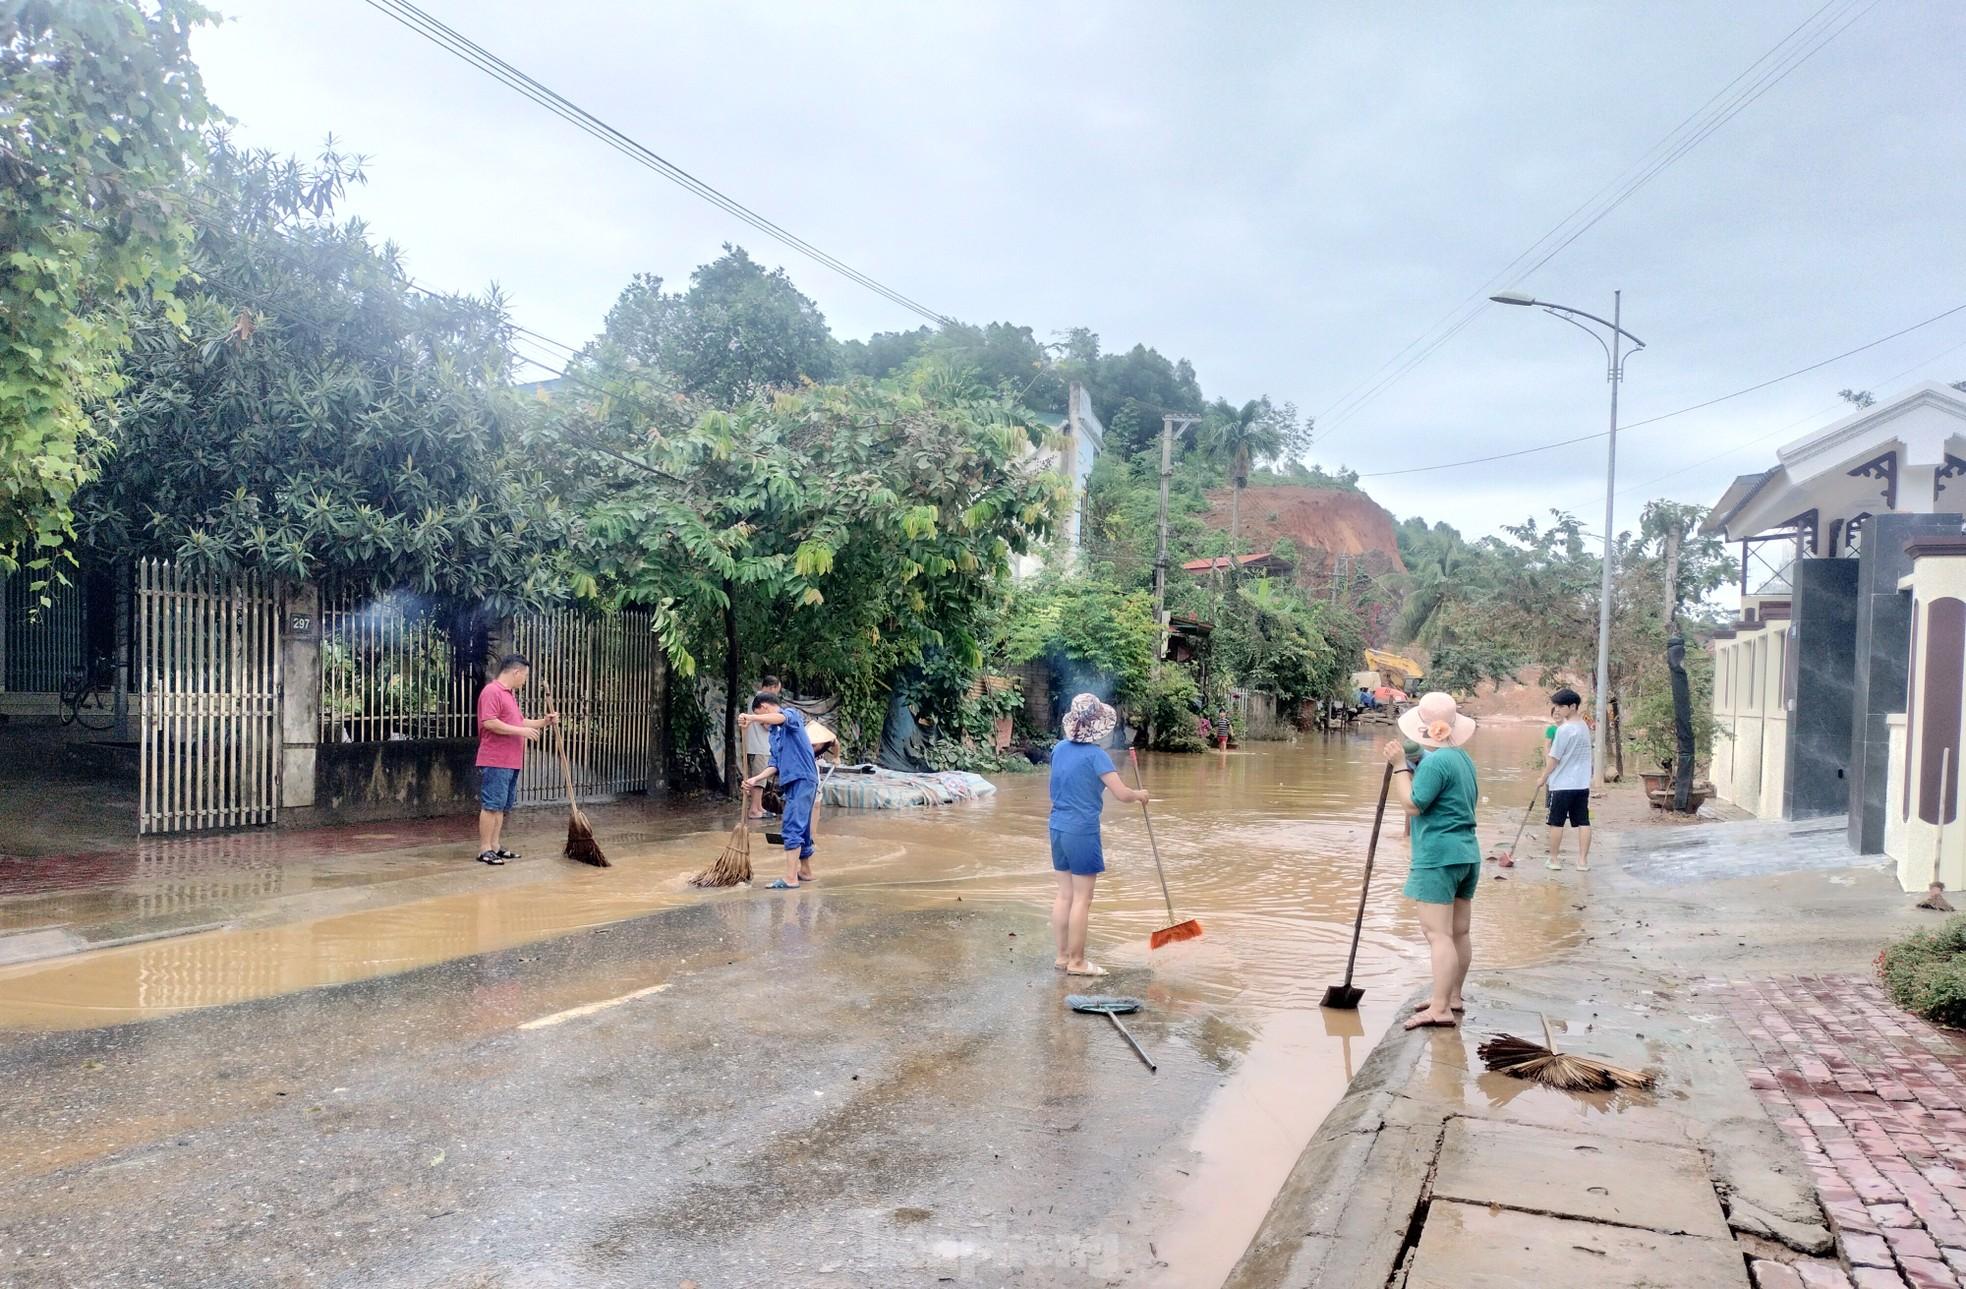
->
[1200,485,1407,576]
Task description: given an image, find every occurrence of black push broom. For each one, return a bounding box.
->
[1323,763,1394,1010]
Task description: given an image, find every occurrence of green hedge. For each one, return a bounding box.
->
[1878,915,1966,1029]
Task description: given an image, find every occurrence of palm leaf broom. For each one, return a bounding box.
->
[540,681,608,867]
[690,821,753,888]
[1129,750,1201,949]
[1478,1014,1654,1092]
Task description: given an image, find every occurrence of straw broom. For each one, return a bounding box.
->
[539,682,608,868]
[690,821,753,888]
[1478,1015,1654,1092]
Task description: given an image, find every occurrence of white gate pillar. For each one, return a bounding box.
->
[281,583,321,809]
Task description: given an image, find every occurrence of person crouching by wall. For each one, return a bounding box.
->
[1049,693,1151,978]
[1384,691,1480,1029]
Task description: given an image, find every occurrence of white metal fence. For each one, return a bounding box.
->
[319,586,475,742]
[137,560,282,835]
[509,609,659,804]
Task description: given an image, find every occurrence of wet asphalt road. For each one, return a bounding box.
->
[0,892,1237,1288]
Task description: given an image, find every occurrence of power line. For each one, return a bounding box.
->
[1615,331,1966,498]
[1359,299,1966,479]
[357,0,953,327]
[1315,0,1877,445]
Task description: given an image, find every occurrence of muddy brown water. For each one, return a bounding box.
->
[0,722,1580,1286]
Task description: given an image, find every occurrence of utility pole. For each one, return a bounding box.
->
[1489,287,1644,790]
[1152,413,1200,748]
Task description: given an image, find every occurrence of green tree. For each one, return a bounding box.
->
[1199,397,1287,587]
[663,245,838,404]
[75,137,571,609]
[1000,569,1158,707]
[556,363,1060,772]
[1393,519,1491,647]
[1,0,214,574]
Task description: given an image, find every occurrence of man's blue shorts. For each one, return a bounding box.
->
[1050,829,1105,876]
[479,766,520,813]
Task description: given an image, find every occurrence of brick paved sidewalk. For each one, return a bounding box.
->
[1711,974,1966,1289]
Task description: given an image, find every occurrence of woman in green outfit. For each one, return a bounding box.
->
[1383,691,1480,1030]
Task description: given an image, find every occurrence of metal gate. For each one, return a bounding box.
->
[137,560,283,835]
[509,609,658,805]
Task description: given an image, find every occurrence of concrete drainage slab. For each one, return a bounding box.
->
[1405,1201,1748,1289]
[1430,1117,1732,1240]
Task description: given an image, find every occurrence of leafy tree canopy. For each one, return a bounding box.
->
[75,136,572,611]
[1,0,214,574]
[554,363,1060,738]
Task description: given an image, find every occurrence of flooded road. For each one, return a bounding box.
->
[0,723,1581,1287]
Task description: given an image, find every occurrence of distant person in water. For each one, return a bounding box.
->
[740,692,819,888]
[1538,687,1594,872]
[1385,691,1480,1029]
[1048,693,1150,978]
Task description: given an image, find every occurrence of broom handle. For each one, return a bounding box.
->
[1507,783,1541,854]
[1128,749,1179,925]
[1340,763,1395,992]
[1540,1013,1560,1055]
[1935,747,1951,886]
[540,681,578,810]
[1105,1010,1157,1072]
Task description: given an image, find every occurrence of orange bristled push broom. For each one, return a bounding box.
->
[1130,749,1201,949]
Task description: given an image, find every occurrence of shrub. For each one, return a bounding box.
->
[1878,916,1966,1029]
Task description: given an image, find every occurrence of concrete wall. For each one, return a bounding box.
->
[1783,558,1859,820]
[1714,624,1780,814]
[1847,513,1963,854]
[280,583,320,810]
[1883,537,1966,893]
[303,738,481,825]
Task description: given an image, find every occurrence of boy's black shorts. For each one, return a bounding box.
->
[1547,788,1591,828]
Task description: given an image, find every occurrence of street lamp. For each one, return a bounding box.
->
[1490,289,1647,785]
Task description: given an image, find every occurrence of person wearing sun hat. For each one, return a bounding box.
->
[1383,690,1481,1030]
[1048,692,1151,977]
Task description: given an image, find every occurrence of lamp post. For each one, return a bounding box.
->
[1490,289,1646,785]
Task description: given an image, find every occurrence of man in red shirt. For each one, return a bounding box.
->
[475,654,554,866]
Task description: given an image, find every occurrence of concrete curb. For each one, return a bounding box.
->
[1224,986,1438,1289]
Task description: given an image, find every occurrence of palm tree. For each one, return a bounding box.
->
[1201,399,1284,588]
[1393,528,1477,647]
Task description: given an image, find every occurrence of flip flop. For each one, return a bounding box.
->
[764,878,799,889]
[494,849,520,859]
[1545,860,1564,871]
[1404,1015,1458,1030]
[1065,963,1108,977]
[475,851,505,866]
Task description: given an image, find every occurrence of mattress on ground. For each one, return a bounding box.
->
[821,768,996,809]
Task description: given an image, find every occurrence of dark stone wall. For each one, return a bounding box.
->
[1784,558,1858,821]
[1847,513,1965,853]
[307,738,480,825]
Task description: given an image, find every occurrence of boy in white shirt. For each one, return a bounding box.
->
[1538,687,1595,872]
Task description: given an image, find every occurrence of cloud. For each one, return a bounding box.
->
[192,0,1965,538]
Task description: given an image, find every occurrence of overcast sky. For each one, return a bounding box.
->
[190,1,1965,540]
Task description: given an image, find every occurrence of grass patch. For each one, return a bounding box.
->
[1878,914,1966,1029]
